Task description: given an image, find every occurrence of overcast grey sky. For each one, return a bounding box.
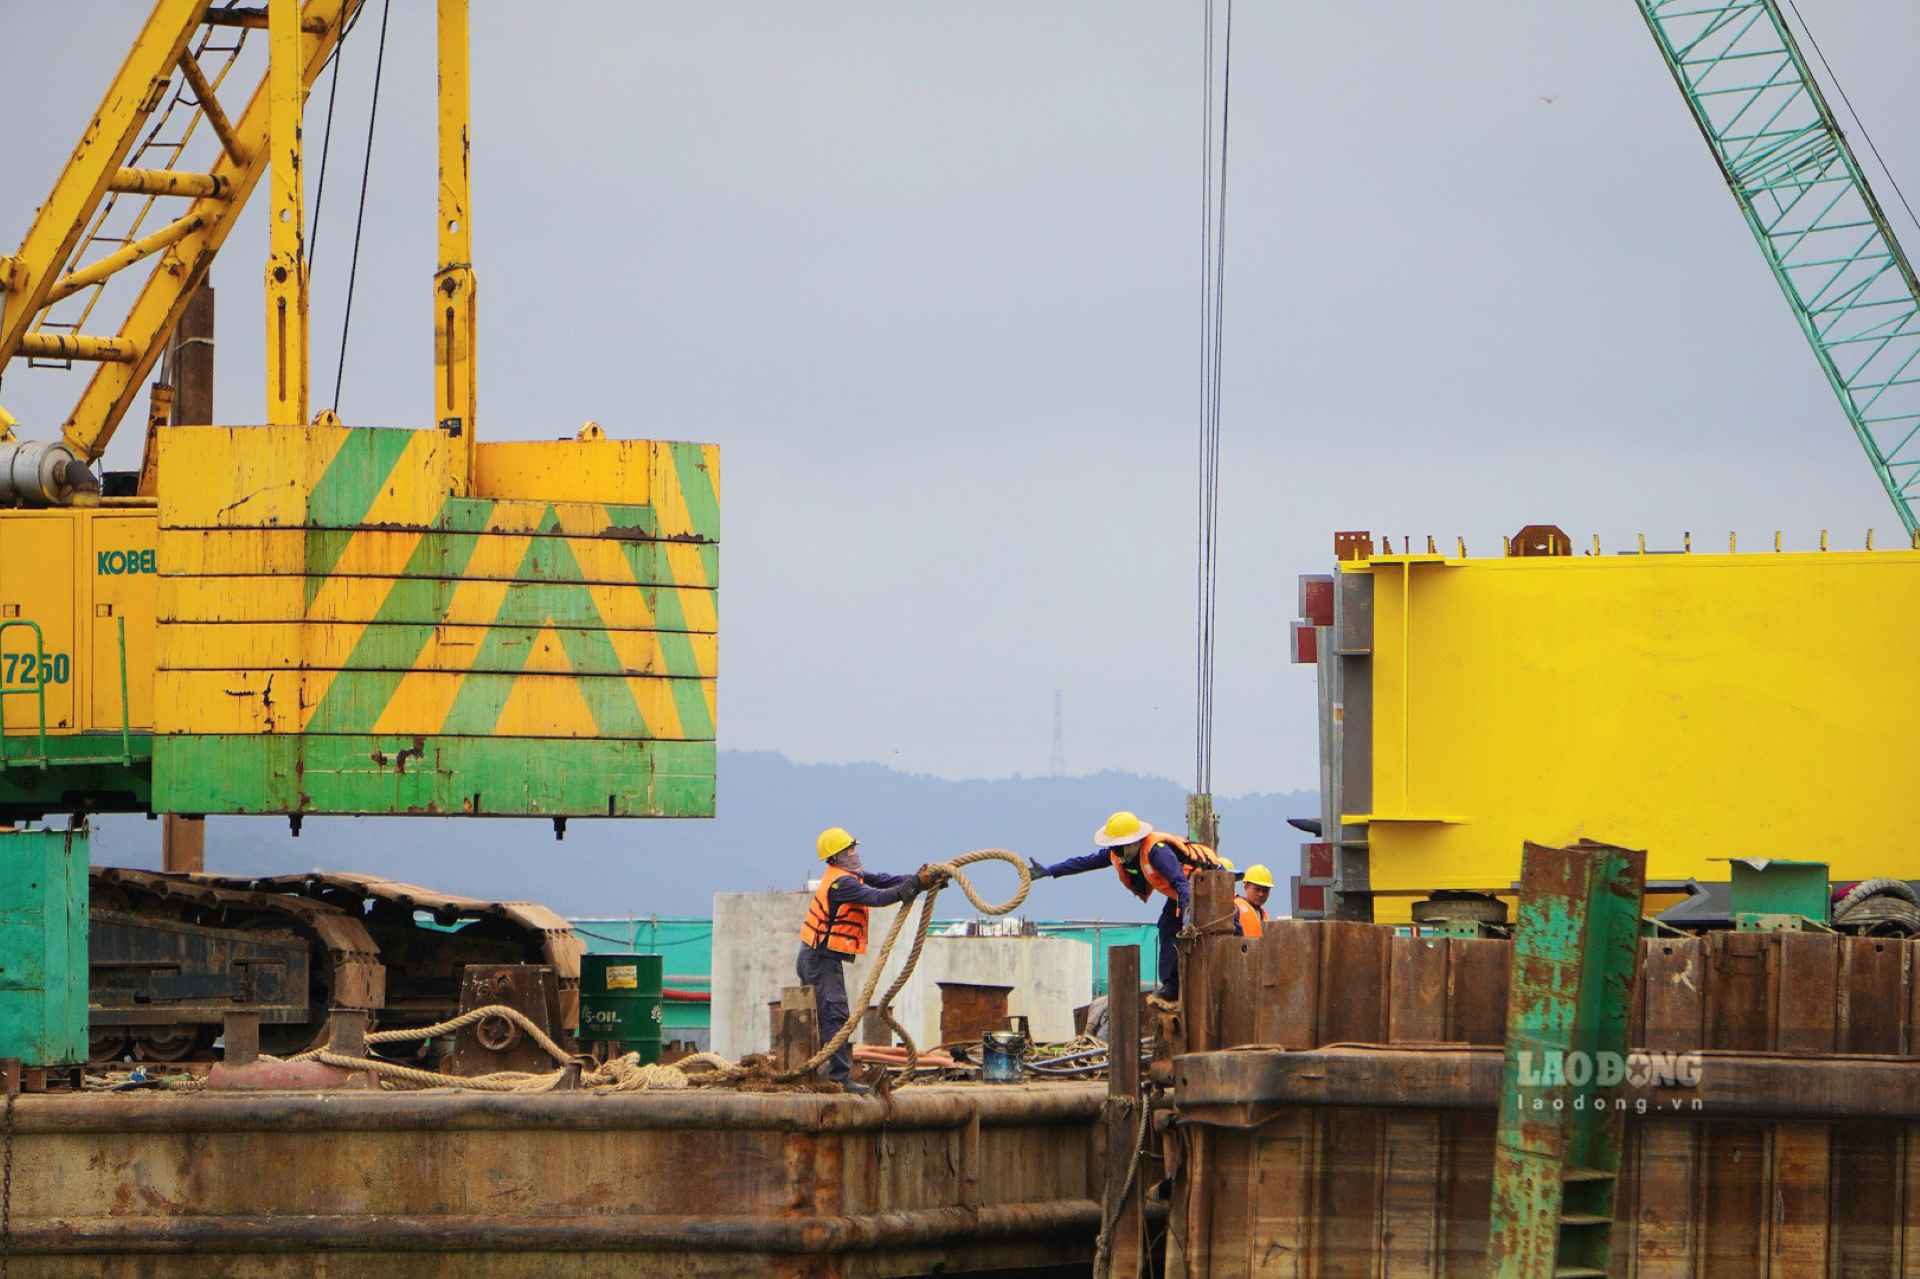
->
[5,2,1918,796]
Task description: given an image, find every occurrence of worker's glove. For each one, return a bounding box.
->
[1176,924,1201,943]
[915,864,950,891]
[1027,858,1052,881]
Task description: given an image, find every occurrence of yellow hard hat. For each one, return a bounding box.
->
[1219,857,1237,872]
[1242,864,1275,889]
[1094,811,1152,849]
[816,827,857,861]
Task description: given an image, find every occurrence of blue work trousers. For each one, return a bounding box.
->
[795,945,853,1083]
[1156,897,1184,998]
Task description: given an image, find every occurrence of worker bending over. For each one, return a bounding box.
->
[1235,864,1274,939]
[798,827,947,1093]
[1026,811,1230,1002]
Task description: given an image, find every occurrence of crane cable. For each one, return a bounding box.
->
[333,0,393,414]
[1196,0,1234,801]
[306,0,370,275]
[1779,0,1920,245]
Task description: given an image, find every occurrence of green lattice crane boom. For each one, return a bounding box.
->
[1636,0,1920,537]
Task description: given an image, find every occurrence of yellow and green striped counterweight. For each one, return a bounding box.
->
[150,423,718,818]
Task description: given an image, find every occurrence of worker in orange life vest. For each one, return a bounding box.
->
[797,827,948,1092]
[1235,864,1274,939]
[1026,811,1232,1001]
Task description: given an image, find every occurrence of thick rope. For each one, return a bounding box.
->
[273,1005,732,1093]
[286,998,741,1083]
[284,1004,574,1068]
[777,849,1031,1083]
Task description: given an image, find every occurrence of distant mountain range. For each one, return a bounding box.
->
[91,750,1317,920]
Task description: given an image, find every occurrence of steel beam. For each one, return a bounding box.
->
[434,0,478,487]
[2,1203,1103,1256]
[18,334,138,363]
[46,213,207,305]
[110,168,231,200]
[176,51,247,167]
[263,0,309,426]
[11,1082,1105,1135]
[1174,1045,1920,1123]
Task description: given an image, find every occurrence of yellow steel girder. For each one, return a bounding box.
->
[265,0,311,427]
[435,0,478,492]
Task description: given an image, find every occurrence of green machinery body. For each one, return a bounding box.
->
[0,826,88,1067]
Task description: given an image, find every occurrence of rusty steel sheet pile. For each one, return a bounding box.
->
[1,1082,1106,1277]
[1144,900,1920,1277]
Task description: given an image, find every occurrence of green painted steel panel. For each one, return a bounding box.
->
[1730,858,1830,927]
[0,826,89,1066]
[1488,841,1647,1279]
[1033,922,1159,994]
[574,918,712,1041]
[154,735,715,816]
[0,734,151,819]
[303,428,421,595]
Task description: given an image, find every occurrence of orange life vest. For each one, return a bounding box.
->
[1110,833,1228,904]
[1234,895,1265,939]
[799,865,869,956]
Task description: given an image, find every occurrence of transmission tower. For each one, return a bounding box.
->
[1050,689,1066,778]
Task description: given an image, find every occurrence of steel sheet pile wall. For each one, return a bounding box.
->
[150,425,718,817]
[1164,913,1920,1277]
[4,1085,1102,1278]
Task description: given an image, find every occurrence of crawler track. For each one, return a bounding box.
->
[88,868,583,1062]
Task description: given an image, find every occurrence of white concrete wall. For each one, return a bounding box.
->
[868,936,1092,1047]
[712,891,819,1060]
[711,890,1093,1058]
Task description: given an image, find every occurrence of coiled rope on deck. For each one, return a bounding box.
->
[275,1004,732,1093]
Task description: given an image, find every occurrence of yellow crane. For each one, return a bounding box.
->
[0,0,719,1062]
[0,0,719,825]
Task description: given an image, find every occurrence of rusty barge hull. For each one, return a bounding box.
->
[14,1083,1104,1278]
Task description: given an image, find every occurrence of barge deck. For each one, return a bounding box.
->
[14,1082,1105,1278]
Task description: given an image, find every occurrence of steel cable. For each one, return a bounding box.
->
[333,0,393,413]
[1195,0,1216,799]
[1782,0,1920,244]
[1195,0,1235,800]
[307,0,369,273]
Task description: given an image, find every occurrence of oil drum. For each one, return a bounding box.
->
[579,953,663,1064]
